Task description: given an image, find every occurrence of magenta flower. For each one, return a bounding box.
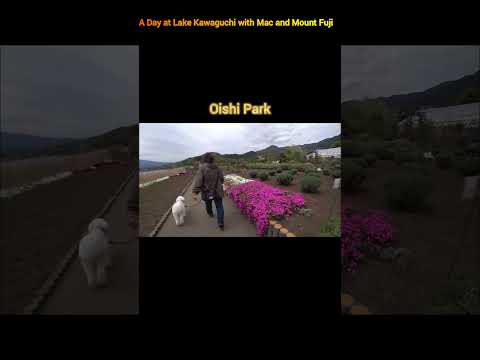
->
[226,180,305,235]
[341,206,394,272]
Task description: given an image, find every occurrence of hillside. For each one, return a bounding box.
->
[174,134,341,165]
[342,70,480,114]
[139,159,173,170]
[1,124,138,159]
[0,133,74,157]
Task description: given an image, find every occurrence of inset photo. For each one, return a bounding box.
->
[139,123,341,237]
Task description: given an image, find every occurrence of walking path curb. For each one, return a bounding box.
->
[341,293,371,315]
[22,169,137,315]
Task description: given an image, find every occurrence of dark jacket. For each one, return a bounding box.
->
[193,163,224,200]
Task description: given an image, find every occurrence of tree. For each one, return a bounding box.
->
[342,100,395,139]
[284,146,306,162]
[457,87,480,105]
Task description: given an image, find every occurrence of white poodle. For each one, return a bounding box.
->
[78,218,112,288]
[172,196,186,226]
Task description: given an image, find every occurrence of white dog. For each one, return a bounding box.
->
[78,218,112,288]
[172,196,186,226]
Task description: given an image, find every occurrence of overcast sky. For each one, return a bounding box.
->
[140,123,341,162]
[342,45,479,102]
[1,46,138,138]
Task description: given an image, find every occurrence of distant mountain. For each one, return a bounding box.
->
[1,124,138,159]
[139,159,173,170]
[301,135,341,153]
[175,134,341,165]
[0,133,74,157]
[342,70,480,114]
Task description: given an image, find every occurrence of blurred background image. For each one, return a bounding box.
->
[341,45,480,315]
[0,46,139,315]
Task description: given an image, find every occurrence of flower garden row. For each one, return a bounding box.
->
[225,180,305,235]
[341,138,480,272]
[248,161,341,194]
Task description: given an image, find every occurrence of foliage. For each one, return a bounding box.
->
[394,151,419,165]
[258,171,269,181]
[319,217,341,237]
[249,170,258,178]
[276,173,293,185]
[457,158,480,177]
[435,153,454,169]
[342,160,366,192]
[364,153,377,167]
[300,175,322,193]
[284,146,306,163]
[385,172,432,211]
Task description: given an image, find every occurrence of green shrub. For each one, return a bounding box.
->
[457,158,480,177]
[322,169,330,176]
[258,171,269,181]
[319,218,341,237]
[303,163,315,172]
[364,153,377,167]
[385,173,432,211]
[289,169,298,176]
[249,170,258,178]
[466,143,480,156]
[276,173,293,186]
[391,139,416,152]
[301,175,321,193]
[377,147,395,160]
[402,163,434,176]
[276,169,283,173]
[343,140,364,157]
[342,160,366,192]
[296,165,305,172]
[269,170,276,176]
[309,171,322,178]
[454,150,466,158]
[354,158,369,168]
[281,164,290,171]
[394,151,418,165]
[436,153,453,169]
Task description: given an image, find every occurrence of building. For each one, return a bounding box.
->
[398,102,480,136]
[306,147,341,159]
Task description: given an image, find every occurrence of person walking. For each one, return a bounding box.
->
[192,153,225,230]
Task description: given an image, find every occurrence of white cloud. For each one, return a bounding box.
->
[342,45,479,102]
[140,123,340,162]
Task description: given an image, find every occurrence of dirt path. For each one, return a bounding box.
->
[156,183,259,237]
[39,175,138,315]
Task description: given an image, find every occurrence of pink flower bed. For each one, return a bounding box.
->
[226,180,305,235]
[342,206,394,272]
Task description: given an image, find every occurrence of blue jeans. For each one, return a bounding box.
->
[205,197,224,226]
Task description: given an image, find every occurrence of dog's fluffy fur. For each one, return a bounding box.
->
[79,218,112,288]
[172,196,186,226]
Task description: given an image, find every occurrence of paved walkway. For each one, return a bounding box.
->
[157,183,259,237]
[39,175,138,315]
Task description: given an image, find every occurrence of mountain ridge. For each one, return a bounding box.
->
[342,70,480,113]
[174,134,341,165]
